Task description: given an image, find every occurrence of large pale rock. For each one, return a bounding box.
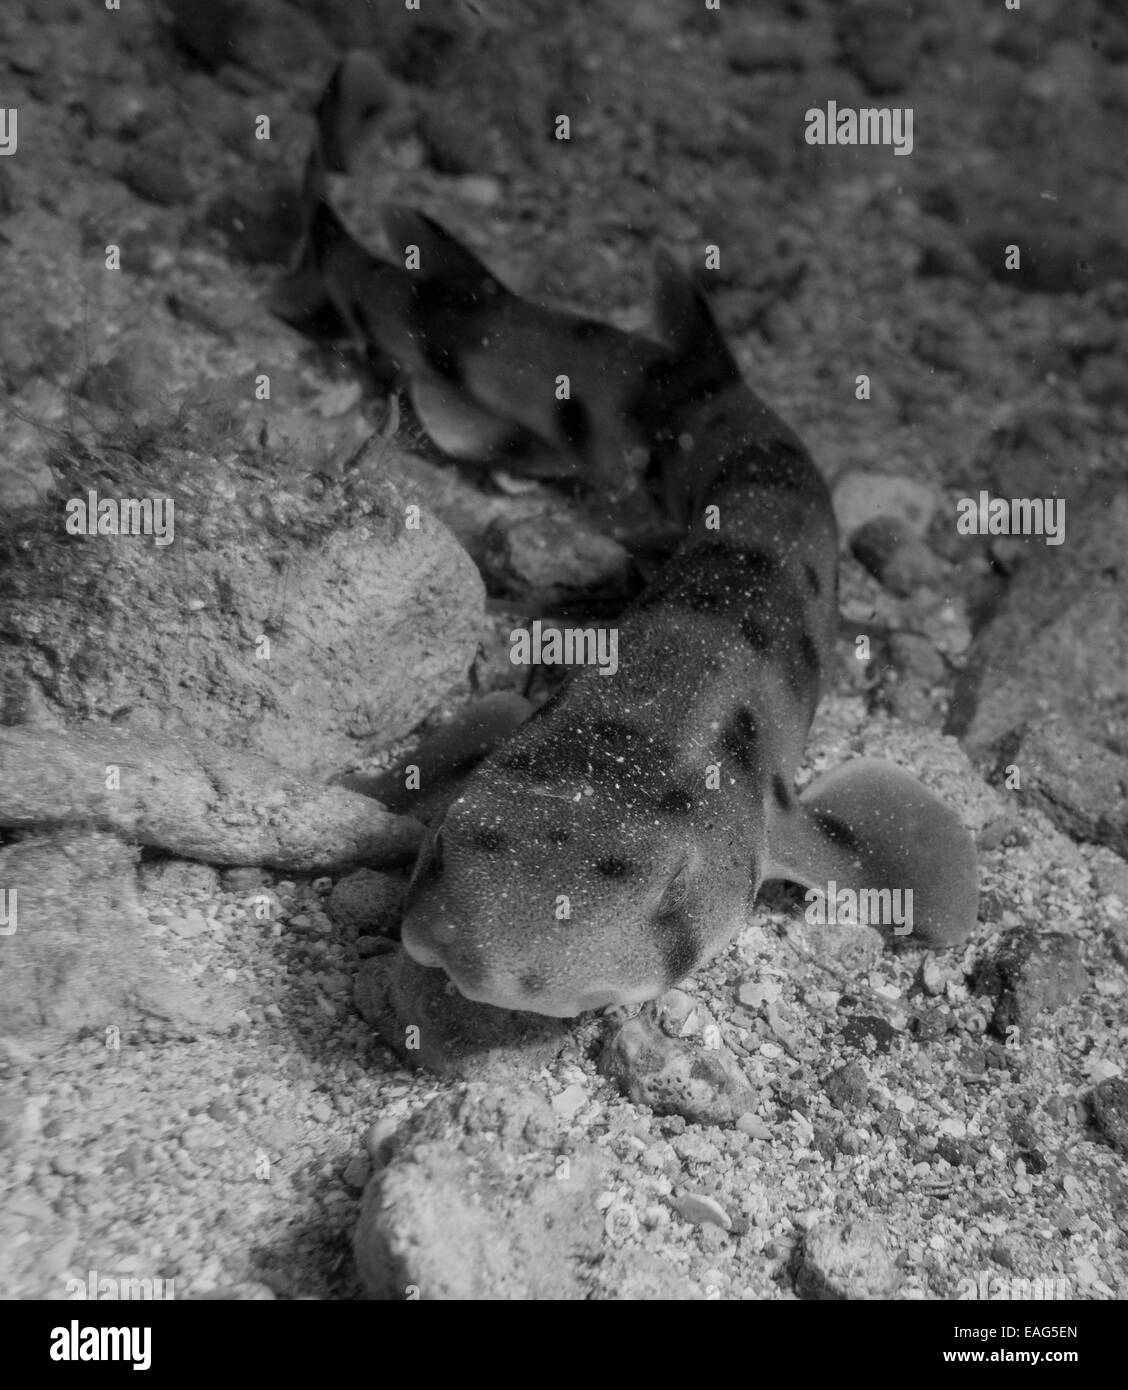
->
[0,450,484,778]
[952,488,1128,760]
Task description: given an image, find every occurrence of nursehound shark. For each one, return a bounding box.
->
[276,56,980,1017]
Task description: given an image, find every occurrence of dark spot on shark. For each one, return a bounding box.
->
[594,855,633,878]
[657,786,695,815]
[499,745,536,774]
[772,774,793,807]
[546,827,571,846]
[636,542,780,614]
[812,810,864,854]
[709,449,808,498]
[721,707,759,770]
[740,613,773,652]
[474,826,505,852]
[519,969,546,996]
[555,395,592,451]
[804,563,822,597]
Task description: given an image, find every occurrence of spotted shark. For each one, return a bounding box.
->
[394,254,979,1015]
[277,61,980,1018]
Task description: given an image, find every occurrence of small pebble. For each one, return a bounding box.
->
[735,1112,772,1140]
[673,1192,732,1230]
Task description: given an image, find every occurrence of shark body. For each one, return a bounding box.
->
[278,62,980,1018]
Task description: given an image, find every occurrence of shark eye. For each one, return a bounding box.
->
[656,862,689,919]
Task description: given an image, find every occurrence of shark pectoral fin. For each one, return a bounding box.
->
[336,691,534,816]
[765,758,979,948]
[408,372,548,465]
[381,205,503,292]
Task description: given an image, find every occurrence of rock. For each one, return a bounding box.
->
[205,173,304,265]
[888,633,946,686]
[0,724,423,871]
[0,1196,79,1300]
[839,1015,896,1053]
[138,858,221,898]
[965,408,1096,505]
[167,0,334,83]
[84,82,153,139]
[976,814,1024,853]
[973,927,1088,1038]
[1092,857,1128,902]
[672,1193,731,1230]
[358,951,568,1082]
[166,0,243,68]
[1089,1078,1128,1158]
[726,29,806,74]
[327,869,406,935]
[352,1086,607,1299]
[849,517,944,597]
[481,514,633,606]
[343,1154,371,1190]
[1012,722,1128,860]
[1010,1117,1048,1174]
[797,1219,900,1300]
[122,147,194,206]
[825,1061,869,1111]
[2,453,483,779]
[1080,354,1124,407]
[599,996,758,1126]
[221,866,272,892]
[0,831,243,1052]
[936,1136,975,1166]
[831,472,939,540]
[952,490,1128,759]
[76,337,176,416]
[836,1,925,94]
[418,101,494,176]
[735,1112,772,1140]
[970,224,1128,294]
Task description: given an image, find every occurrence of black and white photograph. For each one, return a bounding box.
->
[0,0,1125,1337]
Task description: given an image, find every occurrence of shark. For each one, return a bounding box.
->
[276,59,980,1019]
